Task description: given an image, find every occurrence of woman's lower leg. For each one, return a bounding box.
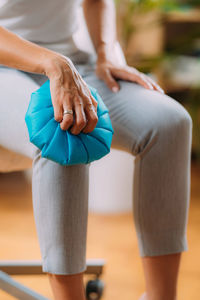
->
[31,158,89,299]
[130,98,192,300]
[140,253,181,300]
[47,272,86,300]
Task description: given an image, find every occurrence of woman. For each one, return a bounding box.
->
[0,0,192,300]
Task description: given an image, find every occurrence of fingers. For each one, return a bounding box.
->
[111,67,153,90]
[111,66,165,93]
[51,75,98,134]
[90,95,98,114]
[137,72,154,90]
[81,83,98,113]
[54,91,98,135]
[143,74,165,94]
[53,101,63,123]
[70,96,87,135]
[82,103,98,133]
[59,95,74,131]
[69,98,98,135]
[101,69,120,92]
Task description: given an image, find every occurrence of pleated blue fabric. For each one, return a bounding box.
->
[25,80,114,165]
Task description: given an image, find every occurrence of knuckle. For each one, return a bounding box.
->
[77,118,87,128]
[71,127,79,135]
[84,98,92,107]
[65,119,74,127]
[94,113,98,120]
[74,96,83,105]
[86,126,95,133]
[89,117,96,125]
[60,123,67,131]
[90,112,98,121]
[60,118,73,130]
[74,131,80,135]
[92,100,98,107]
[54,114,63,122]
[139,73,146,81]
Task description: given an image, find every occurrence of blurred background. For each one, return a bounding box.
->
[115,0,200,161]
[0,1,200,300]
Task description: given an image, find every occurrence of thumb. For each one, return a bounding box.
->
[103,69,120,93]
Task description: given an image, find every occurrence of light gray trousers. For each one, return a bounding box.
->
[0,56,192,275]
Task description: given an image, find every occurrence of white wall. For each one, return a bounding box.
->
[89,149,134,214]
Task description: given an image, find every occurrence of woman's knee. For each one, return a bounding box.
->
[158,97,192,139]
[131,94,192,157]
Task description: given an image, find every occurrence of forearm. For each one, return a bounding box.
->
[0,26,60,75]
[82,0,117,61]
[83,0,163,93]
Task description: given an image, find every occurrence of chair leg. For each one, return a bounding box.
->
[0,258,105,276]
[0,270,49,300]
[0,259,106,299]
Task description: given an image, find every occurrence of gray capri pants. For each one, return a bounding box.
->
[0,52,192,275]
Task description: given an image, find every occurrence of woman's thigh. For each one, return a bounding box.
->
[0,63,191,159]
[81,66,192,156]
[0,66,45,159]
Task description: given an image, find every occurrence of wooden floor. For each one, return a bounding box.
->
[0,164,200,300]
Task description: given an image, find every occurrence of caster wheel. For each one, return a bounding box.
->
[86,278,104,300]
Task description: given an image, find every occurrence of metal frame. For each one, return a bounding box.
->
[0,259,105,300]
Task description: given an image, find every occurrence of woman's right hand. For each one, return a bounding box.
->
[0,27,98,134]
[45,54,98,135]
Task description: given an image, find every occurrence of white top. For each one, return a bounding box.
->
[0,0,85,57]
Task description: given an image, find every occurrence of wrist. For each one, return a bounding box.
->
[96,41,118,64]
[42,51,71,80]
[97,43,112,62]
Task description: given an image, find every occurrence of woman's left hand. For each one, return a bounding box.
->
[95,59,164,94]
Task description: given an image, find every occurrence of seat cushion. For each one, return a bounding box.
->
[0,146,32,172]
